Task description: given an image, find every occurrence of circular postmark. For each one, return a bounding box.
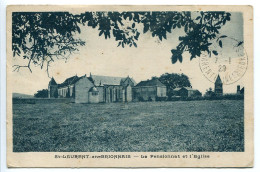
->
[199,38,248,85]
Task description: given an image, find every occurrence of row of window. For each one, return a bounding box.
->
[58,86,74,97]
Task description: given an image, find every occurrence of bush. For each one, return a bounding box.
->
[155,96,167,101]
[167,94,244,101]
[34,89,48,98]
[138,97,144,102]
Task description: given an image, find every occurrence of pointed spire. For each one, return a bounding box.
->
[215,74,222,84]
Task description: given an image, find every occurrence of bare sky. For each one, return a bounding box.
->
[12,12,245,95]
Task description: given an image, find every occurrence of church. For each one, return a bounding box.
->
[48,73,136,103]
[214,74,223,96]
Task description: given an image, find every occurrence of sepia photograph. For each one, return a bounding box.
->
[6,5,254,167]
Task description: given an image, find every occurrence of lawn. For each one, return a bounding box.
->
[13,100,244,152]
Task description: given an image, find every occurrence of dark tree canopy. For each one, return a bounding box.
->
[12,11,232,75]
[34,89,48,98]
[154,73,191,98]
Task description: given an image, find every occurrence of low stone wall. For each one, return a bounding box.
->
[12,98,74,104]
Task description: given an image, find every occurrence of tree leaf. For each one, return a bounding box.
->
[212,50,218,56]
[219,40,222,48]
[184,24,188,32]
[178,55,183,63]
[171,49,176,54]
[195,16,201,20]
[171,54,178,64]
[99,30,103,36]
[219,35,227,38]
[143,24,149,33]
[237,41,243,46]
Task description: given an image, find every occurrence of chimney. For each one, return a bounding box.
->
[237,85,240,94]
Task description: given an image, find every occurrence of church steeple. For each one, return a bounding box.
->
[215,75,222,84]
[214,74,223,96]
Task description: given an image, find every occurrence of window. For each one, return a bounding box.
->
[92,92,98,96]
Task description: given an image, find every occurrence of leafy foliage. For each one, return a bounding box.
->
[154,73,191,98]
[34,89,48,98]
[12,11,232,74]
[12,12,85,74]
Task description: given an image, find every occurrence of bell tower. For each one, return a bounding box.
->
[214,75,223,96]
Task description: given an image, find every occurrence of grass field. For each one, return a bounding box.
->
[13,100,244,152]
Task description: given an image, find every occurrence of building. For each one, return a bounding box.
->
[173,87,201,98]
[237,85,244,95]
[132,78,167,101]
[48,77,58,98]
[56,75,83,98]
[214,75,223,96]
[88,74,136,103]
[48,73,136,103]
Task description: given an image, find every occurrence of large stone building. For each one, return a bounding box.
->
[48,74,168,103]
[132,78,167,101]
[48,73,136,103]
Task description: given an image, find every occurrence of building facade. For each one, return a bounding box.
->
[237,85,244,95]
[48,74,136,103]
[173,87,201,98]
[132,78,167,101]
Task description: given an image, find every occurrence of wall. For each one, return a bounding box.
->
[88,92,99,103]
[48,85,58,98]
[132,86,156,101]
[75,77,94,103]
[104,85,123,102]
[97,86,104,102]
[156,86,167,97]
[13,98,73,104]
[125,85,132,102]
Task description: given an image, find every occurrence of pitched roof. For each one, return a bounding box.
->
[89,86,98,92]
[173,87,182,91]
[58,75,83,87]
[174,87,198,91]
[90,75,126,86]
[49,77,57,85]
[120,76,137,86]
[183,87,196,91]
[215,75,222,84]
[136,78,165,87]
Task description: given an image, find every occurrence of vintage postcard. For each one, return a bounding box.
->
[6,5,253,167]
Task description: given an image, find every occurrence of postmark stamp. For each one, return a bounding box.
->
[199,37,248,85]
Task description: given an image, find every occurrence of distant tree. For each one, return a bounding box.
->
[12,11,233,76]
[205,87,215,97]
[157,73,191,98]
[34,89,48,98]
[192,90,202,97]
